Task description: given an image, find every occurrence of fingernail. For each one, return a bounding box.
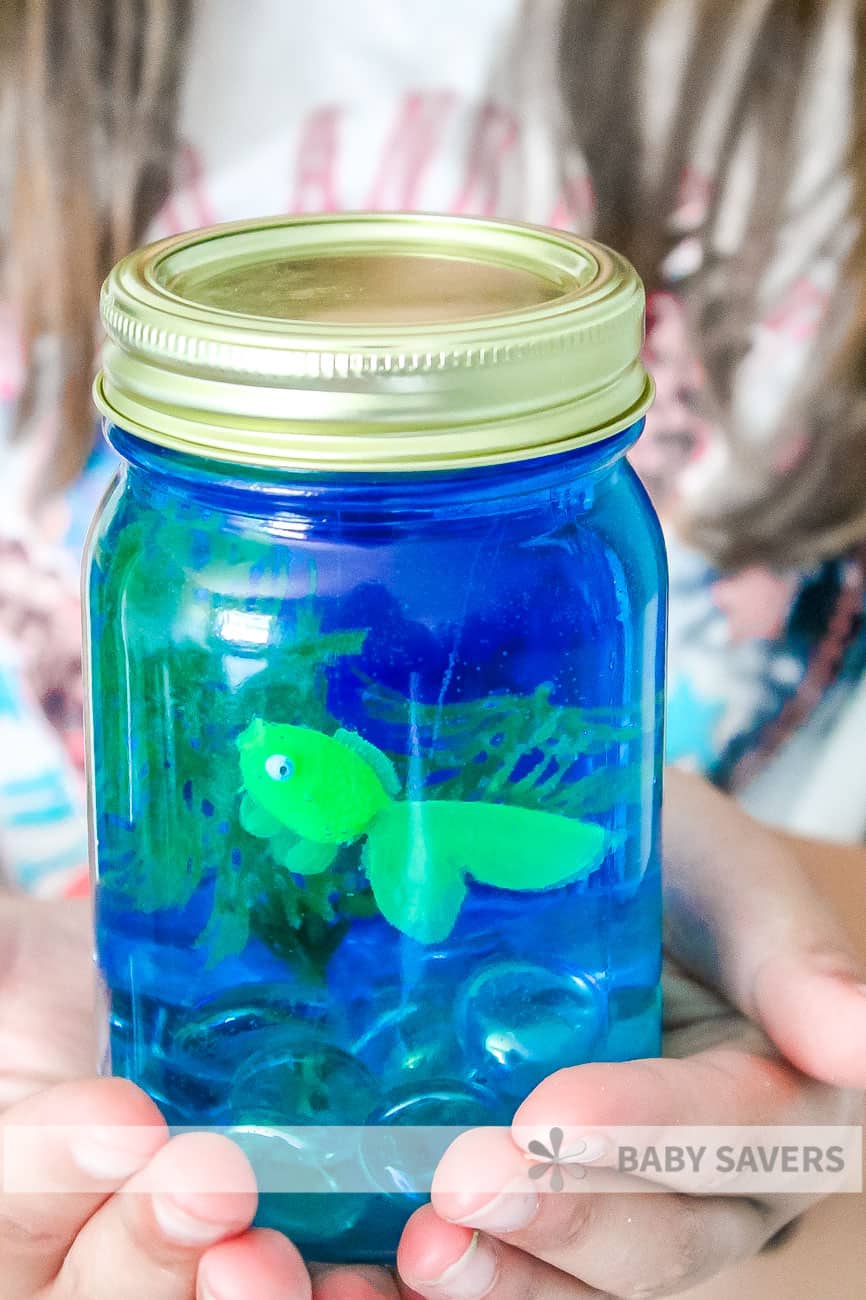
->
[449,1189,539,1233]
[417,1232,499,1299]
[513,1127,612,1165]
[564,1135,611,1164]
[72,1127,160,1181]
[818,970,866,999]
[805,956,865,986]
[152,1195,232,1246]
[196,1281,240,1300]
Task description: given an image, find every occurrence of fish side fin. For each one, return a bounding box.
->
[333,728,401,797]
[239,793,285,839]
[362,803,466,946]
[270,831,338,876]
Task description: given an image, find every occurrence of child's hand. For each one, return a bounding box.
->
[0,1079,312,1300]
[302,769,863,1300]
[0,894,98,1109]
[384,772,866,1300]
[0,896,312,1300]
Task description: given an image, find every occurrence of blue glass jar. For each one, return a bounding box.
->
[86,215,665,1263]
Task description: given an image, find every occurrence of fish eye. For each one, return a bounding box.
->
[265,753,294,782]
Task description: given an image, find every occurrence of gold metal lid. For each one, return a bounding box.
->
[95,213,652,472]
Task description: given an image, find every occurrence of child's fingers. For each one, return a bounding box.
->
[402,1191,767,1300]
[310,1262,402,1300]
[663,771,866,1087]
[433,1185,765,1297]
[199,1229,312,1300]
[398,1206,601,1300]
[512,1046,827,1152]
[0,1077,168,1300]
[54,1131,258,1300]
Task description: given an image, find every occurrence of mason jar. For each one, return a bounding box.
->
[85,213,666,1262]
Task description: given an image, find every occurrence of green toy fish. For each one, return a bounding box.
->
[237,719,607,945]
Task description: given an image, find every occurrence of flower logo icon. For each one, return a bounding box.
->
[527,1127,589,1192]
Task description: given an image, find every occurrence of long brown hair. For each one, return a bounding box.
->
[558,0,866,568]
[1,0,190,491]
[2,0,865,569]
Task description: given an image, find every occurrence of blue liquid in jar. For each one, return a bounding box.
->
[87,426,666,1262]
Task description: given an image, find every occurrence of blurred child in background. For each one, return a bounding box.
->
[1,4,866,1299]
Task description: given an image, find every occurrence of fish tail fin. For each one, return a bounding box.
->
[405,801,607,892]
[362,801,607,946]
